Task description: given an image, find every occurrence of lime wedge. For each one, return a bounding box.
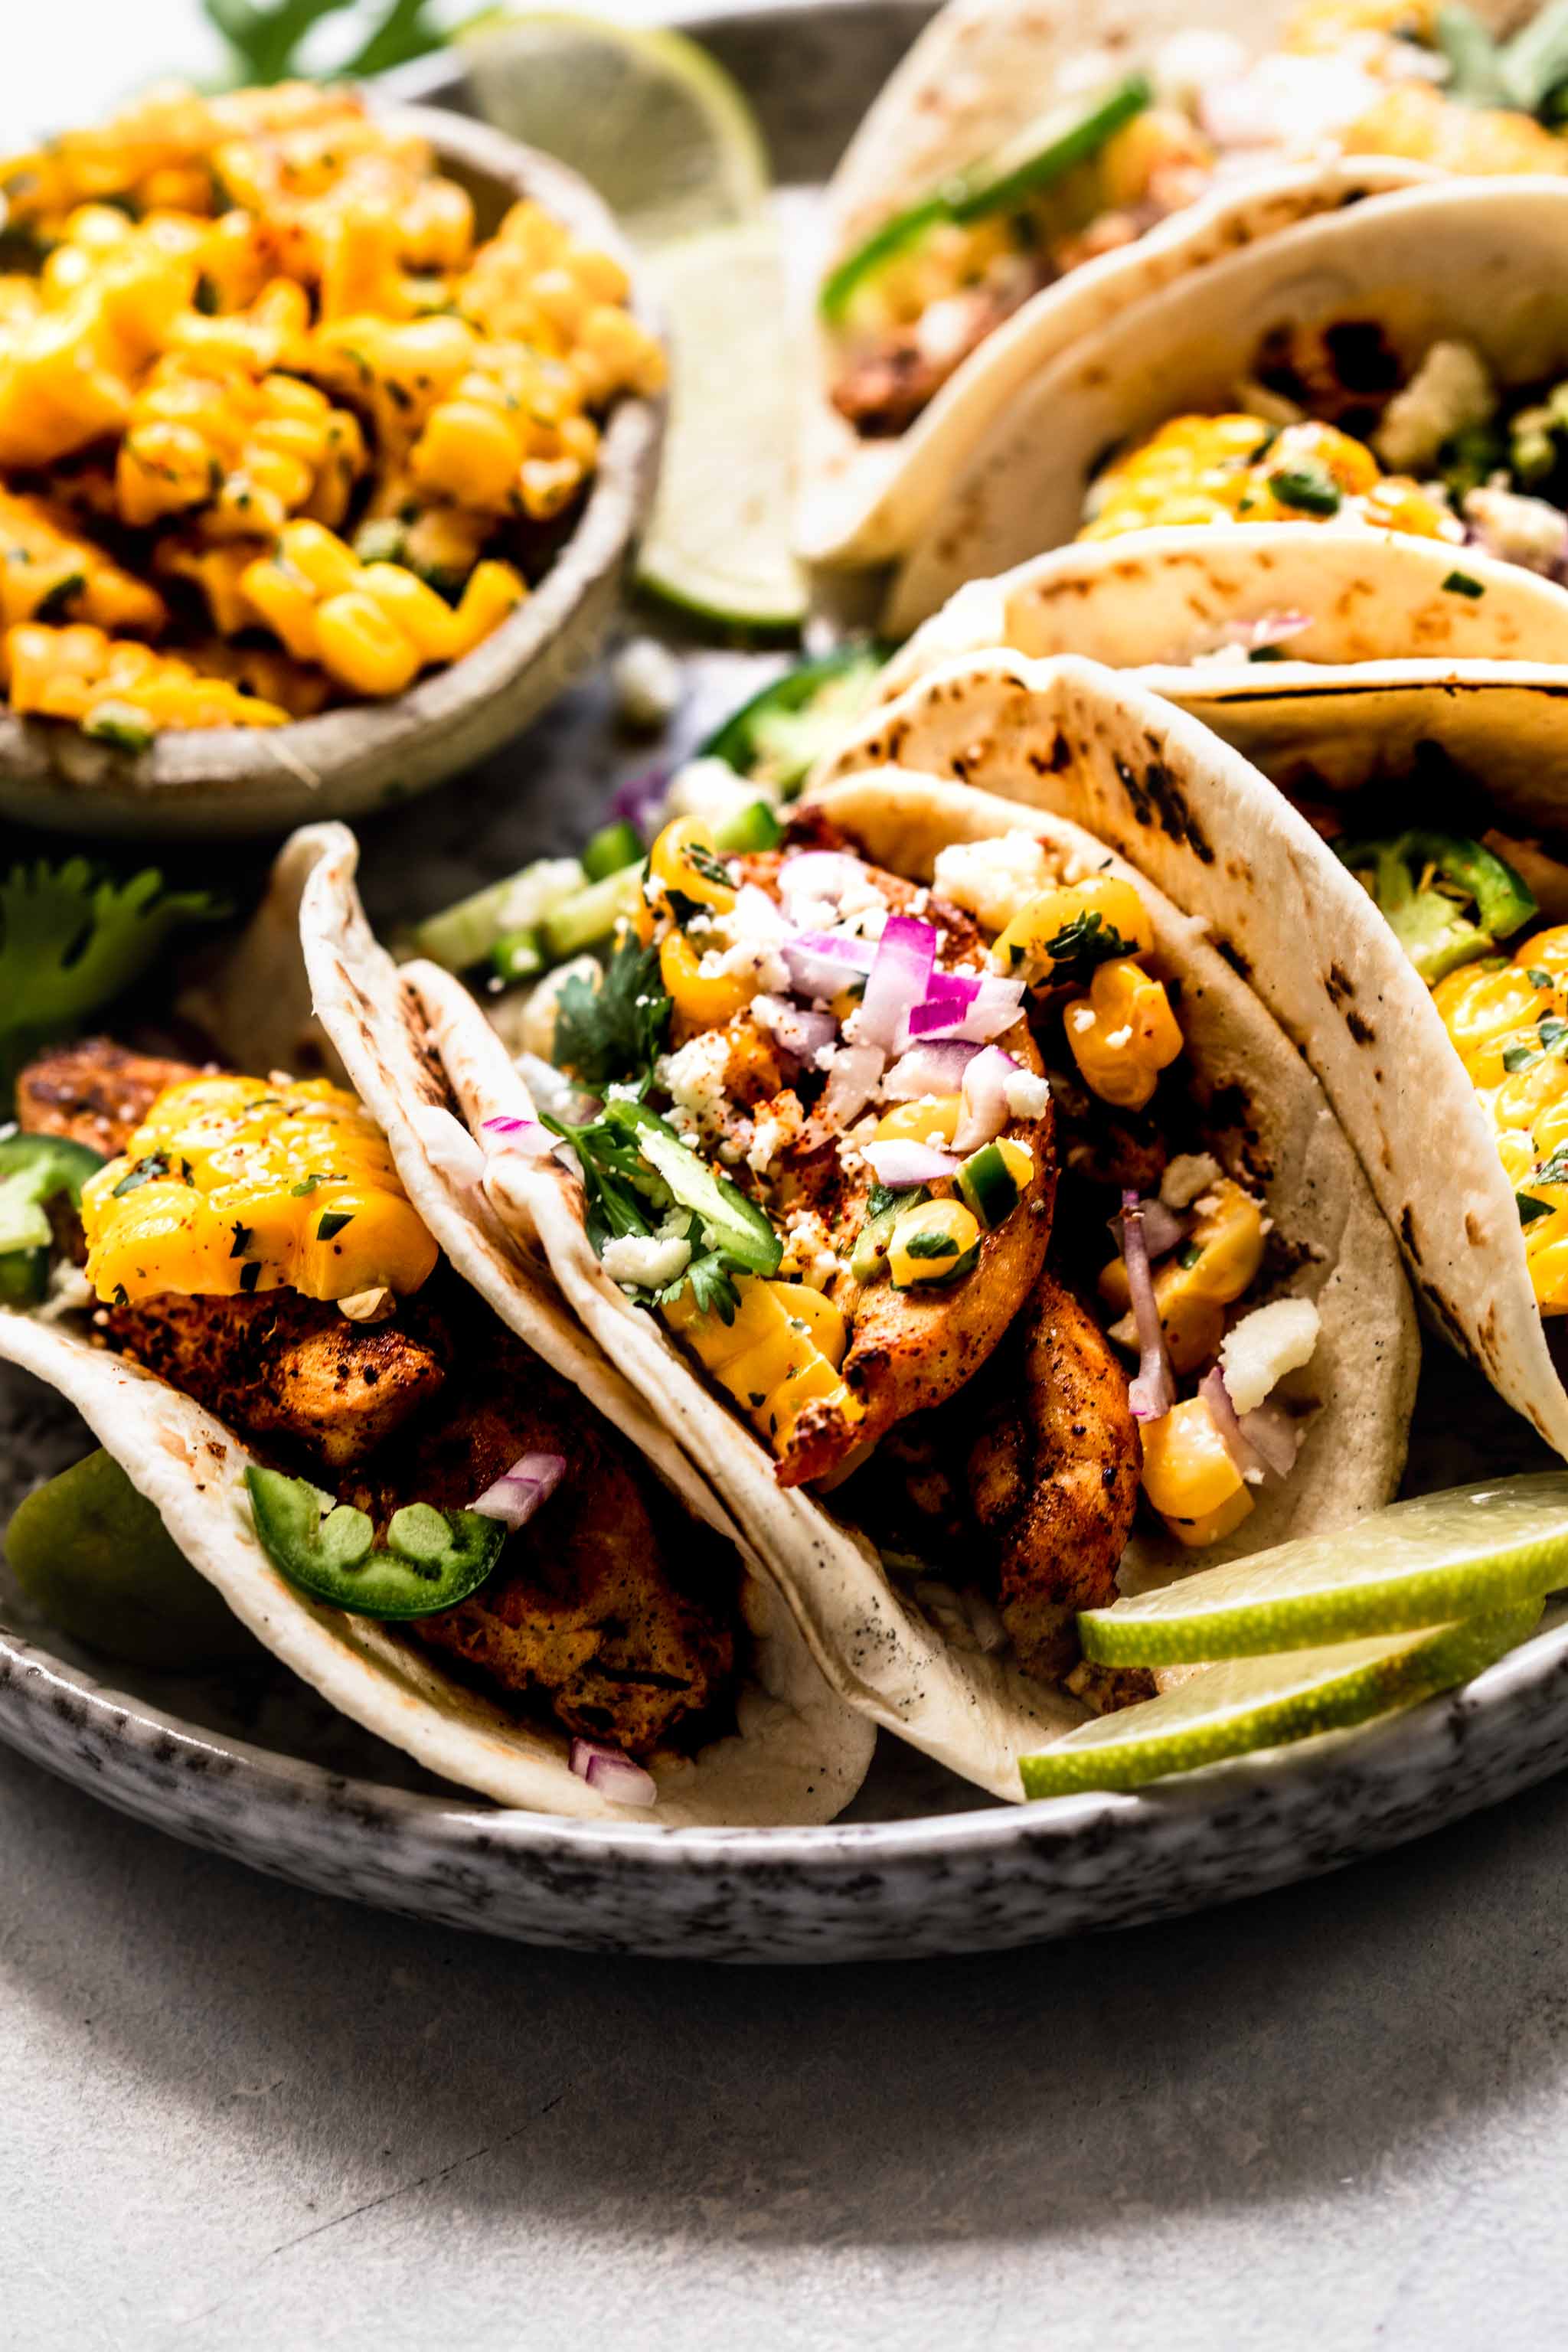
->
[1021,1602,1541,1798]
[462,11,769,249]
[636,222,806,632]
[1080,1475,1568,1668]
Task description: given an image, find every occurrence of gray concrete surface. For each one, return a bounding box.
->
[8,1741,1568,2350]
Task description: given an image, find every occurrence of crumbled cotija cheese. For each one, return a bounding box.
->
[932,833,1050,933]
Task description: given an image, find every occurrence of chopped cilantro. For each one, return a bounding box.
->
[1502,1044,1541,1073]
[1177,1240,1204,1269]
[1541,1017,1568,1050]
[1528,967,1554,988]
[903,1229,961,1259]
[111,1152,173,1197]
[31,571,86,626]
[316,1210,354,1242]
[290,1172,341,1197]
[551,933,671,1092]
[1442,570,1486,599]
[1267,465,1341,516]
[1040,908,1135,985]
[229,1221,253,1258]
[1518,1191,1556,1227]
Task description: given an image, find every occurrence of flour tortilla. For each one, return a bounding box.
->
[0,825,874,1826]
[815,646,1568,1455]
[410,752,1416,1802]
[796,0,1517,568]
[885,175,1568,629]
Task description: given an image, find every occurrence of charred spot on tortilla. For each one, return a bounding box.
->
[1344,1008,1376,1045]
[1215,938,1253,984]
[1400,1204,1423,1265]
[1324,964,1358,1008]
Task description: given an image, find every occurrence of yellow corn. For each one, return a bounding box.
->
[1432,923,1568,1310]
[1099,1176,1267,1374]
[887,1197,980,1288]
[1139,1396,1254,1547]
[662,1274,861,1460]
[1063,956,1184,1109]
[5,621,285,736]
[82,1073,439,1305]
[993,874,1154,981]
[0,485,165,635]
[659,931,753,1028]
[1080,412,1458,544]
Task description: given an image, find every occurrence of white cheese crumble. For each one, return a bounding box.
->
[1160,1152,1222,1210]
[782,1207,839,1291]
[1463,483,1568,577]
[611,635,681,730]
[1001,1067,1051,1120]
[931,832,1050,935]
[601,1233,693,1289]
[1372,341,1494,474]
[664,756,762,831]
[1219,1296,1321,1415]
[656,1030,733,1145]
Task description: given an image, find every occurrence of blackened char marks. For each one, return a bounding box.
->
[1114,757,1215,863]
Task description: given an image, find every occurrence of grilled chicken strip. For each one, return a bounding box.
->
[377,1326,737,1756]
[966,1264,1141,1681]
[21,1039,452,1472]
[17,1039,206,1160]
[106,1287,451,1472]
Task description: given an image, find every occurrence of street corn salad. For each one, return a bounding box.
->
[462,808,1329,1684]
[1079,329,1568,581]
[824,0,1568,439]
[0,80,664,745]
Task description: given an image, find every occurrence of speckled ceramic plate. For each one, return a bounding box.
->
[6,0,1568,1962]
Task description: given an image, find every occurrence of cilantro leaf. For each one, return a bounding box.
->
[665,1244,743,1324]
[0,859,225,1111]
[202,0,447,86]
[1037,909,1135,986]
[550,935,671,1092]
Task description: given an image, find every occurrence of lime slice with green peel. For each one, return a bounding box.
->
[636,222,807,632]
[1080,1475,1568,1668]
[1021,1601,1541,1798]
[462,11,769,249]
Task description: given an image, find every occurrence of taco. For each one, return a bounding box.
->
[815,645,1568,1458]
[801,0,1568,568]
[400,674,1416,1802]
[885,175,1568,629]
[0,825,874,1824]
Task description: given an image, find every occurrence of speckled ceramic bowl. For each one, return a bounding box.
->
[0,107,665,842]
[6,2,1568,1962]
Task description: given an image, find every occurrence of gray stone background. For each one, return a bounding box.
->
[10,1733,1568,2350]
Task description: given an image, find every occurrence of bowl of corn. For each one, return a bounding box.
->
[0,82,668,837]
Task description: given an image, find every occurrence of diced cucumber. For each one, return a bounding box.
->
[410,856,585,972]
[820,74,1150,325]
[956,1140,1022,1230]
[583,818,645,881]
[699,645,889,795]
[714,799,783,854]
[541,864,647,960]
[489,924,544,985]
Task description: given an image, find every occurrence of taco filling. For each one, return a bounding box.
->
[824,0,1568,440]
[3,1038,740,1772]
[1080,325,1568,591]
[511,811,1325,1683]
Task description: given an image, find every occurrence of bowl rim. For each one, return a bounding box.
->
[0,102,666,820]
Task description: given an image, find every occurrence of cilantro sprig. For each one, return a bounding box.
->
[551,934,671,1093]
[201,0,449,87]
[0,858,225,1111]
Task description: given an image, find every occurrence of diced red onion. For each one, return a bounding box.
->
[769,1004,838,1064]
[569,1737,658,1808]
[859,915,938,1052]
[781,929,878,1000]
[779,851,865,910]
[1197,1370,1302,1482]
[862,1138,959,1186]
[882,1040,982,1099]
[1122,1191,1176,1423]
[609,763,671,839]
[906,973,1026,1044]
[1239,1396,1303,1479]
[470,1450,567,1527]
[410,1105,485,1184]
[954,1045,1019,1152]
[481,1116,560,1162]
[1216,609,1312,655]
[1109,1195,1190,1263]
